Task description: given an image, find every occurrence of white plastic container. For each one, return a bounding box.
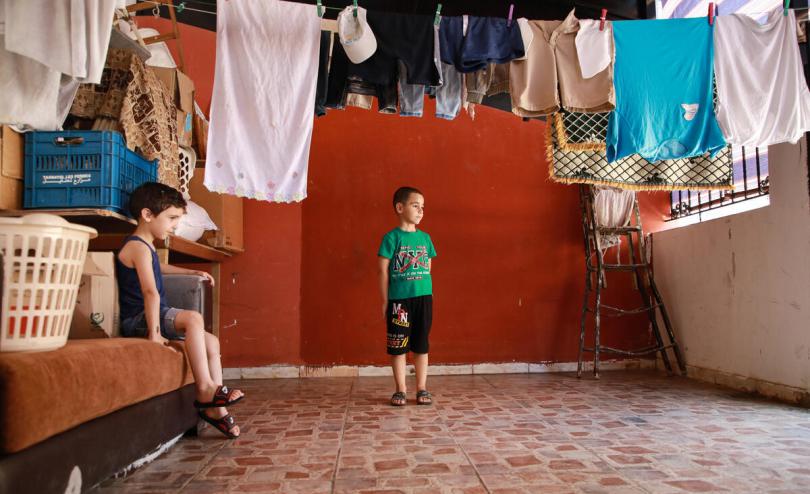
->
[0,214,97,352]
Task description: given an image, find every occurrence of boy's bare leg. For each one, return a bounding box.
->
[391,354,407,393]
[175,311,241,434]
[204,331,227,417]
[414,353,428,391]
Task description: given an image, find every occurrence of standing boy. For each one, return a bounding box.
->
[378,186,437,406]
[117,182,245,438]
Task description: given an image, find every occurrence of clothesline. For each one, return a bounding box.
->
[137,1,810,19]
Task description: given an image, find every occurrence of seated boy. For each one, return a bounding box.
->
[116,182,245,438]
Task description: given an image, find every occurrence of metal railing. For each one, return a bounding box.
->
[670,146,769,220]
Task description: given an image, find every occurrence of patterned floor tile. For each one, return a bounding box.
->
[89,371,810,494]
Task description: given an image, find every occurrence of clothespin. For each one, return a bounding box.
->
[353,0,358,18]
[784,0,790,17]
[316,0,323,18]
[176,2,185,14]
[507,4,514,27]
[434,3,442,26]
[708,2,714,25]
[599,9,607,31]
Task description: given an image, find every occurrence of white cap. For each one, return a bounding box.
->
[338,5,377,64]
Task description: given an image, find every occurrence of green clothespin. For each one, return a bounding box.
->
[434,3,442,26]
[785,0,790,16]
[353,0,358,18]
[316,0,323,17]
[176,2,185,14]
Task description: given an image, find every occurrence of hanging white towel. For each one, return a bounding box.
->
[593,186,635,251]
[575,19,613,79]
[714,9,810,147]
[4,0,116,84]
[205,0,320,203]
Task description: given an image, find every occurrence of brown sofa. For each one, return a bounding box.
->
[0,339,196,493]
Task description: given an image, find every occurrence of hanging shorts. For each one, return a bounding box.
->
[386,295,433,355]
[440,16,525,73]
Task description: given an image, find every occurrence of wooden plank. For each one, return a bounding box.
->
[90,233,231,263]
[164,235,231,263]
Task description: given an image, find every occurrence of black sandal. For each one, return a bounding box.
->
[193,385,244,409]
[390,391,407,406]
[198,410,240,439]
[416,389,432,405]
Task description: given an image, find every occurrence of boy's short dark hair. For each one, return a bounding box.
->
[128,182,187,219]
[392,186,423,211]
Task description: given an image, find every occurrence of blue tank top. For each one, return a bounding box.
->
[116,236,168,320]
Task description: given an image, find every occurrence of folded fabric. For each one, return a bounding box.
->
[714,9,810,147]
[0,35,63,129]
[206,0,320,202]
[511,10,614,118]
[440,16,525,73]
[606,17,726,163]
[3,0,115,84]
[70,49,180,188]
[347,11,439,87]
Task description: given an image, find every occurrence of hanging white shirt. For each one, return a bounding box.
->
[714,9,810,147]
[205,0,320,203]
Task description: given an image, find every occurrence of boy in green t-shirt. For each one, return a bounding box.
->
[378,186,437,406]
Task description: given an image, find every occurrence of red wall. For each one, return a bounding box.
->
[146,19,663,367]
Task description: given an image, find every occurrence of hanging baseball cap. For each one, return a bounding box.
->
[337,5,377,64]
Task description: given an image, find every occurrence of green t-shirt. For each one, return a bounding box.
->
[378,228,437,300]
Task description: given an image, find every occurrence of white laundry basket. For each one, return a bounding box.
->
[0,214,97,352]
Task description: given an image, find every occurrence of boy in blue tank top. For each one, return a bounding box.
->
[117,182,245,438]
[378,187,437,406]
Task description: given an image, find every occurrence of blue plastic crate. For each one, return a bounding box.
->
[24,131,158,215]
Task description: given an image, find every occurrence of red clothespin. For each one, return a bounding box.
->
[708,2,715,25]
[507,4,514,27]
[599,9,607,31]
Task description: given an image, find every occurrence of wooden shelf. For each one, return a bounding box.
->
[0,208,231,263]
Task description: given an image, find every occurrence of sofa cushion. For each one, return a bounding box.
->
[0,338,193,453]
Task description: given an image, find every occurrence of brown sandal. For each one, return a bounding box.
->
[390,391,406,406]
[194,385,244,409]
[198,410,240,439]
[416,390,432,405]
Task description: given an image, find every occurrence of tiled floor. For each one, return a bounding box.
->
[92,371,810,493]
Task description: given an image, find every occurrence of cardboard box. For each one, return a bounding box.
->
[0,126,23,210]
[69,252,120,339]
[151,67,195,147]
[189,169,244,252]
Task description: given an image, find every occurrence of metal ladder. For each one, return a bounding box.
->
[577,185,687,379]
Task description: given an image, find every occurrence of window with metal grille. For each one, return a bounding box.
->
[669,146,770,221]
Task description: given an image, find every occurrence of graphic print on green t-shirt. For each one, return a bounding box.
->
[378,229,437,300]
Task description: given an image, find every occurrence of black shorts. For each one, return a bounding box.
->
[386,295,432,355]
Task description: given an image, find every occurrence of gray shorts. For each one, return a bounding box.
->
[120,307,184,340]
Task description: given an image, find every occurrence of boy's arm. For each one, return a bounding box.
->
[131,244,169,345]
[378,256,389,319]
[160,263,215,286]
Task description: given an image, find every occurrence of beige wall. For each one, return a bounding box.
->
[653,140,810,394]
